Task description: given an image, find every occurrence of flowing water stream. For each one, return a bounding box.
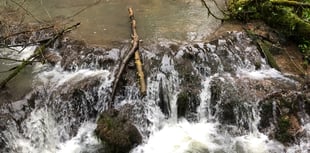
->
[0,0,310,153]
[0,0,223,101]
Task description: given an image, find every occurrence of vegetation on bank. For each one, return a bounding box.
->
[227,0,310,68]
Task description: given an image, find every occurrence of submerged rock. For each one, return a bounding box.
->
[95,109,142,153]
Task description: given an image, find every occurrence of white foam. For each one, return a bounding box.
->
[236,68,292,81]
[9,46,37,60]
[35,65,110,89]
[234,134,269,153]
[133,121,219,153]
[57,122,101,153]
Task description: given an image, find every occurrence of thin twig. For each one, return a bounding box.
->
[201,0,227,20]
[10,0,43,23]
[66,0,101,20]
[40,0,52,20]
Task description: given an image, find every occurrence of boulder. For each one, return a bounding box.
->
[95,109,142,153]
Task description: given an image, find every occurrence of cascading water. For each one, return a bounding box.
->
[1,31,309,153]
[1,0,309,152]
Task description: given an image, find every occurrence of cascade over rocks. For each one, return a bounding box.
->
[58,38,121,71]
[1,15,310,152]
[208,73,300,132]
[259,82,310,144]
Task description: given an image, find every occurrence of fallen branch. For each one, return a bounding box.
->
[270,0,310,8]
[135,50,146,96]
[0,23,80,88]
[109,8,146,108]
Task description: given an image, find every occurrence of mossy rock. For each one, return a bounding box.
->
[95,109,142,153]
[275,115,293,143]
[257,40,280,70]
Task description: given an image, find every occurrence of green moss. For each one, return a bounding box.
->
[298,39,310,67]
[257,40,280,70]
[275,115,293,143]
[254,60,262,70]
[103,116,114,129]
[229,0,310,42]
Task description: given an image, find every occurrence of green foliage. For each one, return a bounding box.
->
[228,0,262,21]
[302,8,310,21]
[229,0,310,66]
[298,39,310,66]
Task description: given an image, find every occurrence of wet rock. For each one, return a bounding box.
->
[95,109,142,153]
[175,52,201,91]
[0,87,12,106]
[47,76,101,136]
[158,78,171,117]
[43,50,62,65]
[210,78,240,126]
[208,74,299,132]
[176,90,200,121]
[0,93,36,153]
[59,38,119,71]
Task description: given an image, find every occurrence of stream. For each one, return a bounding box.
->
[20,0,223,44]
[0,0,223,101]
[0,0,310,153]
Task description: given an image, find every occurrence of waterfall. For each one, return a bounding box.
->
[0,32,309,153]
